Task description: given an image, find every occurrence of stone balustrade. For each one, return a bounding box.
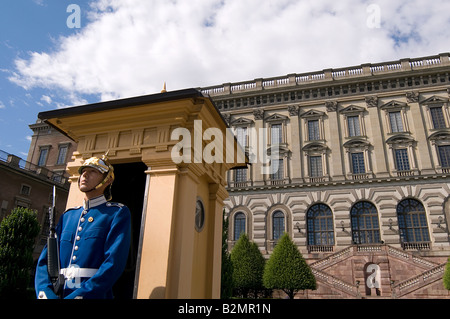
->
[200,53,450,96]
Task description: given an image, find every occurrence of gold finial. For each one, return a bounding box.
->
[102,149,110,161]
[161,82,167,93]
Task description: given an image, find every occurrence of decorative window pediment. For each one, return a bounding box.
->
[300,109,325,119]
[340,105,365,114]
[230,117,254,127]
[428,130,450,143]
[343,137,371,149]
[302,141,328,152]
[265,113,288,122]
[380,100,408,110]
[386,133,415,145]
[420,95,449,105]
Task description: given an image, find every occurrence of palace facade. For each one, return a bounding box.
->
[200,53,450,298]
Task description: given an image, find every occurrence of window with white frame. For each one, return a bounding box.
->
[38,146,50,167]
[308,120,320,141]
[301,109,325,143]
[265,113,288,147]
[347,116,361,137]
[381,100,409,135]
[56,144,69,165]
[309,155,323,177]
[420,96,450,131]
[270,158,284,180]
[429,106,447,129]
[394,148,410,171]
[233,212,246,241]
[272,211,285,241]
[343,139,372,178]
[271,123,283,145]
[438,145,450,168]
[235,168,247,183]
[389,111,404,133]
[340,105,366,139]
[235,126,248,149]
[351,152,366,174]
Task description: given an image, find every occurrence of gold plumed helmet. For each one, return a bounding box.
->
[78,151,115,199]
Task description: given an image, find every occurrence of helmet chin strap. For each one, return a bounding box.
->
[78,172,112,194]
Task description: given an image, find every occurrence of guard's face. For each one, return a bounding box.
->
[79,167,105,192]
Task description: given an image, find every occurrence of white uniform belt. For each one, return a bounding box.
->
[60,267,98,279]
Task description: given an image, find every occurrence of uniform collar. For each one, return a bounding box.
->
[83,195,107,210]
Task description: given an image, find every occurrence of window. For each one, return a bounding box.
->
[389,111,404,133]
[308,120,320,141]
[235,127,248,148]
[396,199,430,243]
[438,145,450,168]
[351,152,366,174]
[307,204,334,247]
[309,156,323,177]
[395,149,410,171]
[351,202,380,244]
[233,212,246,241]
[347,116,361,137]
[38,148,49,166]
[270,158,284,180]
[272,211,285,241]
[271,124,282,145]
[430,106,446,129]
[20,184,31,196]
[235,168,247,183]
[195,199,205,232]
[56,144,69,165]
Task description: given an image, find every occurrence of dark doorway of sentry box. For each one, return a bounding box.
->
[111,161,147,299]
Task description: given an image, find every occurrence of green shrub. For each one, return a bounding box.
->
[263,233,316,299]
[230,233,265,298]
[0,207,40,298]
[444,257,450,290]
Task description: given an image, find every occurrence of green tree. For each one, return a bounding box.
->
[221,210,233,299]
[263,233,316,299]
[0,207,41,298]
[444,257,450,290]
[230,233,265,298]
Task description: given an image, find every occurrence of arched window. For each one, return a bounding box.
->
[272,211,285,241]
[396,199,430,244]
[233,212,246,241]
[307,204,334,247]
[351,201,380,244]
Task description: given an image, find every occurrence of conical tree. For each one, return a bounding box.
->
[444,257,450,290]
[0,207,40,298]
[230,233,265,298]
[263,233,316,299]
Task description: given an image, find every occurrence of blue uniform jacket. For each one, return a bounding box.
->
[35,195,131,299]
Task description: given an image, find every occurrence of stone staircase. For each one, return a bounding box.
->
[391,262,447,298]
[307,244,449,299]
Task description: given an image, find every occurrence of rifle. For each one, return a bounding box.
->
[47,185,65,298]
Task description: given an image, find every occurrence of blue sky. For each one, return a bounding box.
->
[1,0,450,158]
[0,0,96,157]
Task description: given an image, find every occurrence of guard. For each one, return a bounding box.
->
[35,153,131,299]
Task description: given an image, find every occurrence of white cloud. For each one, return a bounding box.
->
[0,101,5,109]
[40,95,52,104]
[9,0,450,102]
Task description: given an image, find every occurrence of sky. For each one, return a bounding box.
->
[0,0,449,158]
